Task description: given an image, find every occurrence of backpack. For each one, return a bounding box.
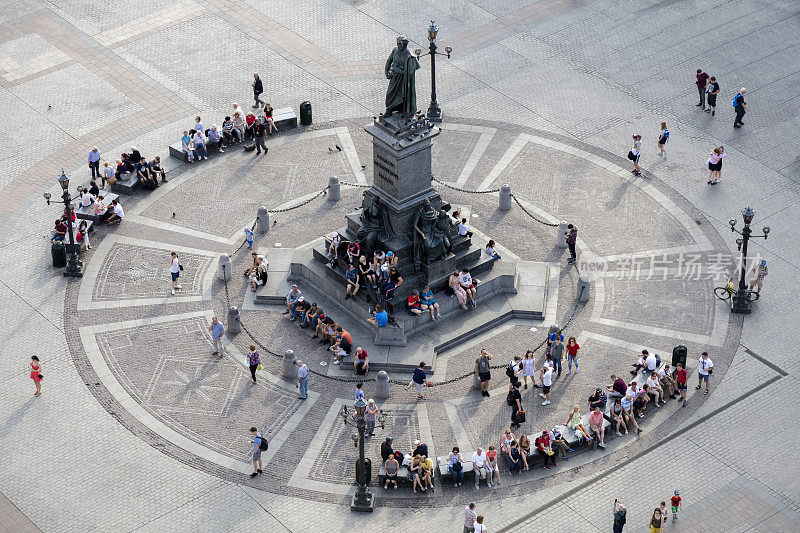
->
[257,436,268,451]
[732,94,740,108]
[505,363,516,378]
[506,390,516,406]
[662,129,669,142]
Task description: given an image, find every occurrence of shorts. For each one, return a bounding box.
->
[671,505,679,513]
[171,271,180,282]
[750,278,763,290]
[542,385,551,394]
[658,138,666,146]
[708,161,722,171]
[631,152,640,163]
[479,372,491,382]
[677,382,687,391]
[698,373,709,382]
[253,448,262,462]
[462,284,475,290]
[707,95,717,107]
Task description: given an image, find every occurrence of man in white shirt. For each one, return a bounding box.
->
[695,352,714,394]
[644,351,658,372]
[297,359,309,399]
[657,364,677,398]
[645,374,664,406]
[105,199,124,223]
[464,502,477,532]
[471,449,491,489]
[539,366,553,405]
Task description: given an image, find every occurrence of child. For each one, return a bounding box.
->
[485,239,501,260]
[458,218,473,238]
[244,227,254,248]
[670,490,682,522]
[657,122,669,156]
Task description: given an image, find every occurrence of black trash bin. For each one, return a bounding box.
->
[300,101,312,126]
[672,345,687,370]
[52,241,66,268]
[356,457,372,485]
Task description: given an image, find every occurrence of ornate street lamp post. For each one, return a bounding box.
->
[415,21,452,123]
[350,396,374,512]
[728,206,769,314]
[44,171,83,277]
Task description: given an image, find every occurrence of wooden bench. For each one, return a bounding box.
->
[75,192,118,222]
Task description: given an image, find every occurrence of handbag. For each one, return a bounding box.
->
[451,460,463,472]
[179,263,184,271]
[108,176,117,186]
[627,151,636,161]
[515,409,526,424]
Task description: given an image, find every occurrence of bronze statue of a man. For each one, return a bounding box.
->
[383,35,419,118]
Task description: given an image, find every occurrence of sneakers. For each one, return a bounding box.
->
[250,472,258,478]
[575,368,579,373]
[333,360,340,365]
[542,400,550,405]
[219,148,225,153]
[175,284,182,289]
[598,442,606,448]
[712,110,715,116]
[539,393,546,399]
[616,431,622,437]
[171,289,176,295]
[470,300,476,308]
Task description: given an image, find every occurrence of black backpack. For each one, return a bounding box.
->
[506,391,515,406]
[257,436,268,451]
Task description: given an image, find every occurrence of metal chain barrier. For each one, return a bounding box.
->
[266,186,330,214]
[432,176,500,194]
[338,181,370,188]
[509,193,559,227]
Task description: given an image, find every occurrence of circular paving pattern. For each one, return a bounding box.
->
[63,117,742,507]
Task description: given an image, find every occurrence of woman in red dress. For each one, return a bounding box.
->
[30,355,43,396]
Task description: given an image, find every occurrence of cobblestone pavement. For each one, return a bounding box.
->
[1,0,799,531]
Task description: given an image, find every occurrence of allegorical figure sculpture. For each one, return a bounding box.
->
[412,200,450,270]
[357,192,393,258]
[383,35,419,118]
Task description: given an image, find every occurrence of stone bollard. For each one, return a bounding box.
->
[327,176,340,202]
[257,206,269,235]
[499,184,512,211]
[282,349,296,381]
[375,371,389,400]
[218,253,231,281]
[577,277,590,302]
[473,373,482,390]
[227,306,241,334]
[557,221,569,249]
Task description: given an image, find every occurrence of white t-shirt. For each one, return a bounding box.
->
[170,257,180,273]
[113,204,124,218]
[458,223,468,236]
[474,523,486,533]
[645,354,657,371]
[459,272,472,287]
[542,368,552,387]
[80,193,94,207]
[471,451,486,468]
[698,357,713,375]
[646,376,659,390]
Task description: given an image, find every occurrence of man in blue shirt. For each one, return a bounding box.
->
[345,264,359,300]
[297,360,308,399]
[208,316,225,356]
[88,146,101,179]
[250,427,264,478]
[367,305,388,327]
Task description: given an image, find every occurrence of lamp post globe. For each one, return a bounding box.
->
[731,206,755,314]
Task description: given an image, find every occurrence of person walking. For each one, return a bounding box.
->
[695,69,709,109]
[297,359,308,399]
[649,507,664,533]
[707,146,726,184]
[675,362,688,406]
[475,349,493,397]
[520,350,537,389]
[705,76,719,115]
[464,502,478,532]
[550,336,564,378]
[749,259,768,294]
[408,361,427,399]
[253,119,267,155]
[566,224,578,263]
[169,251,182,295]
[252,73,264,108]
[249,427,265,477]
[29,355,43,396]
[88,146,101,179]
[247,344,260,383]
[629,134,642,176]
[613,499,627,533]
[733,88,748,128]
[657,122,669,156]
[539,364,553,405]
[695,352,714,394]
[670,490,682,522]
[566,336,580,374]
[365,399,378,436]
[508,380,522,429]
[208,317,225,356]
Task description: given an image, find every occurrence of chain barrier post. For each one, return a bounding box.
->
[375,371,390,400]
[227,306,241,334]
[327,176,340,202]
[257,206,269,234]
[219,254,232,281]
[577,277,590,303]
[282,349,296,381]
[499,184,512,211]
[557,221,569,249]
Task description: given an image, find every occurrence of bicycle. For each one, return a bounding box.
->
[714,278,759,302]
